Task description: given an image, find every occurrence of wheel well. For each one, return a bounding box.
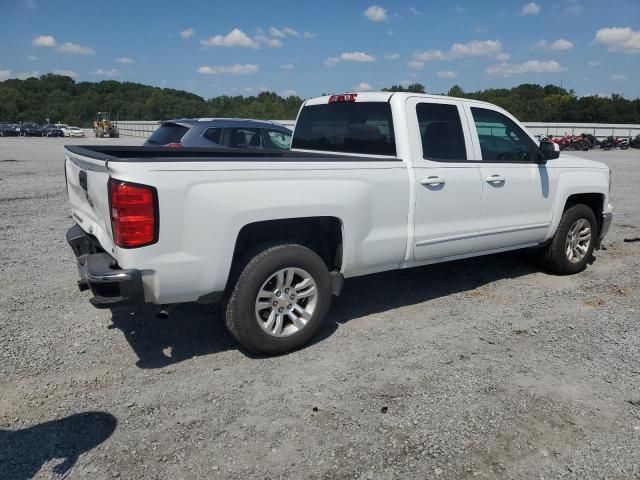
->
[565,193,604,229]
[232,217,343,272]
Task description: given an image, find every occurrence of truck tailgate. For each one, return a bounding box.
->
[65,148,115,255]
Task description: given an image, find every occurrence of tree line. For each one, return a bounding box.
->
[1,74,639,126]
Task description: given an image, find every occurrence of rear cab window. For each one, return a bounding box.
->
[292,102,396,156]
[202,127,222,145]
[147,123,190,145]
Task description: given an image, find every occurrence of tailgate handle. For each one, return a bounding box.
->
[79,170,87,191]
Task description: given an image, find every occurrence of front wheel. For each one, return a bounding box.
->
[538,204,597,275]
[225,243,332,355]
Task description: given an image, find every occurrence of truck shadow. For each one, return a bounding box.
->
[0,412,116,480]
[314,251,539,345]
[109,251,544,367]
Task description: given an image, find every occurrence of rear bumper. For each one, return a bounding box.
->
[66,224,145,309]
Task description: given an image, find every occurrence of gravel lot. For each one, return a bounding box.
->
[1,136,639,480]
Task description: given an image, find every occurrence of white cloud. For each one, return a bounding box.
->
[409,7,421,15]
[412,39,509,64]
[587,60,602,67]
[27,55,38,61]
[363,5,388,22]
[521,2,541,15]
[325,51,376,66]
[116,57,135,64]
[283,27,299,37]
[92,68,118,77]
[354,82,374,91]
[400,80,412,87]
[408,60,425,70]
[280,63,294,70]
[384,53,400,60]
[269,27,286,38]
[16,71,39,79]
[180,28,195,39]
[57,42,95,55]
[282,89,297,97]
[32,35,56,47]
[26,0,37,9]
[266,38,284,47]
[487,60,565,77]
[0,69,12,80]
[303,31,316,39]
[201,28,260,48]
[610,73,628,81]
[533,38,574,51]
[437,70,458,78]
[593,27,640,54]
[196,64,259,75]
[53,69,77,78]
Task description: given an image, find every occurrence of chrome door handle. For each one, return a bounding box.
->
[421,176,445,186]
[486,174,505,184]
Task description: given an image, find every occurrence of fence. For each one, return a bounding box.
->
[115,120,640,140]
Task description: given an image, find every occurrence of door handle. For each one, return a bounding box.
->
[421,176,445,186]
[485,174,505,184]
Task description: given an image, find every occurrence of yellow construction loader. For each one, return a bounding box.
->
[93,111,119,138]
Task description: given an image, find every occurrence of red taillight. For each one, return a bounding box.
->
[165,142,183,148]
[109,179,158,248]
[328,93,357,103]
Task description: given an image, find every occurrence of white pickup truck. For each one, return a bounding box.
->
[65,92,613,355]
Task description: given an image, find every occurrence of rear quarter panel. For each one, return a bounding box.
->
[107,160,409,304]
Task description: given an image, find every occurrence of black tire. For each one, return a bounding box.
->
[225,243,332,355]
[539,204,598,275]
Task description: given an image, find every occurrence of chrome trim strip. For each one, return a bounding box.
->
[415,223,551,247]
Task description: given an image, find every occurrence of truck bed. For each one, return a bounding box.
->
[65,145,399,163]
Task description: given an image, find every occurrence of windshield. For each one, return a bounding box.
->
[292,102,396,156]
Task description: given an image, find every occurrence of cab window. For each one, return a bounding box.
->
[417,103,467,161]
[471,107,535,162]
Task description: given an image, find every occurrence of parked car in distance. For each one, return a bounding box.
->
[67,126,85,137]
[630,134,640,149]
[21,123,46,136]
[65,92,613,355]
[54,124,71,136]
[43,124,65,137]
[144,118,293,149]
[0,122,20,137]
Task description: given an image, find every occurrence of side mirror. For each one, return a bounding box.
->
[538,140,560,163]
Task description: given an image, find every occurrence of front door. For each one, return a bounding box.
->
[465,104,556,251]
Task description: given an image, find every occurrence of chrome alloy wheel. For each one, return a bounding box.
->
[565,218,592,263]
[254,268,318,337]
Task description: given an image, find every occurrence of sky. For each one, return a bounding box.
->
[1,0,639,99]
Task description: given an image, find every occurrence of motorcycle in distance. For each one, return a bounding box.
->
[601,135,629,150]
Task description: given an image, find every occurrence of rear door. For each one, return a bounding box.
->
[65,149,115,253]
[406,97,481,261]
[464,103,556,250]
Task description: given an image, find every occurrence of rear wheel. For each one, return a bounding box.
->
[539,204,597,275]
[225,243,331,355]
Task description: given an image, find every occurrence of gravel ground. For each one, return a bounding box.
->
[1,136,639,480]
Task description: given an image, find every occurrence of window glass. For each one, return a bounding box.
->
[291,102,396,156]
[146,123,189,145]
[417,103,467,161]
[471,107,535,162]
[202,127,222,145]
[222,128,263,149]
[266,129,292,149]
